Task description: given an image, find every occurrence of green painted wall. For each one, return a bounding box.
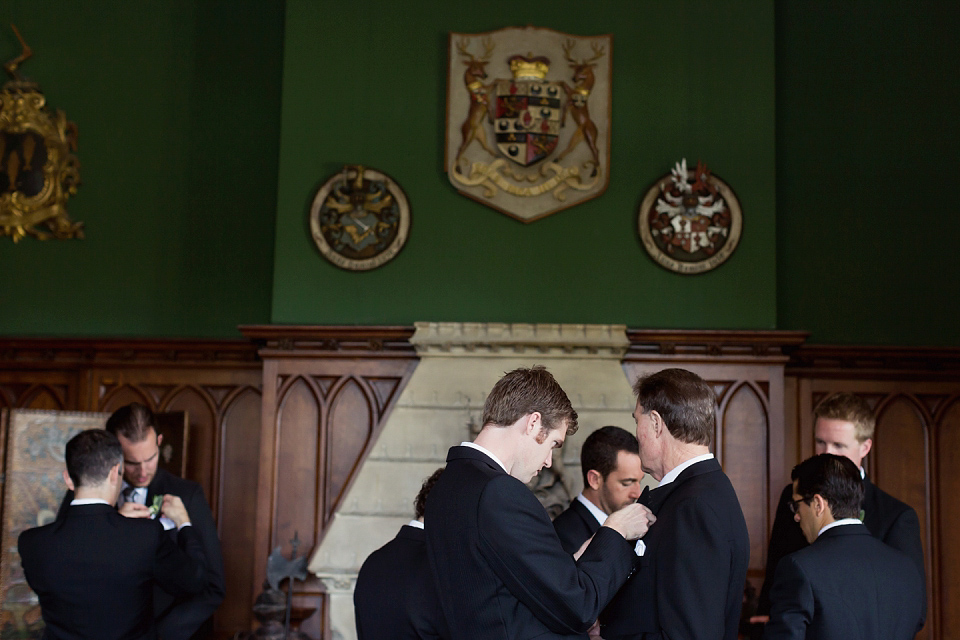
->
[271,0,777,328]
[775,1,960,345]
[3,2,954,346]
[0,1,283,338]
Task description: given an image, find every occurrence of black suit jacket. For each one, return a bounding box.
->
[762,524,925,640]
[553,497,602,555]
[425,446,637,640]
[354,525,447,640]
[58,469,225,640]
[757,477,926,624]
[600,458,750,640]
[19,503,207,640]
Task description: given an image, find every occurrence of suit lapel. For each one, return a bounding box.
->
[861,476,880,530]
[146,468,167,506]
[571,497,603,533]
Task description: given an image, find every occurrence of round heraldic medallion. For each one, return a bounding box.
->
[638,159,742,274]
[310,165,411,271]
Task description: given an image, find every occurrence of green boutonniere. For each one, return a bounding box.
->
[149,494,164,518]
[858,509,865,522]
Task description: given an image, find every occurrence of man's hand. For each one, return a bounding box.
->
[118,502,152,519]
[587,620,603,638]
[573,535,594,561]
[748,615,770,624]
[603,503,656,540]
[160,494,191,528]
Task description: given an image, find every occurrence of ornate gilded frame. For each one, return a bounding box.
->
[0,27,82,242]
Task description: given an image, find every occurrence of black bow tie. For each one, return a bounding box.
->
[638,485,651,507]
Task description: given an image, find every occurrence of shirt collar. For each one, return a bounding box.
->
[407,519,424,530]
[460,441,508,473]
[69,498,111,506]
[658,453,715,487]
[818,518,863,537]
[575,492,608,525]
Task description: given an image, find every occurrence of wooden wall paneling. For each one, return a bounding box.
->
[274,374,322,578]
[216,386,264,636]
[242,326,419,640]
[720,381,770,570]
[0,371,76,411]
[935,396,960,637]
[163,386,219,507]
[0,338,263,639]
[873,394,933,640]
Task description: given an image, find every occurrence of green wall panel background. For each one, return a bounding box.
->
[775,1,960,345]
[2,1,954,346]
[0,1,283,337]
[271,0,777,328]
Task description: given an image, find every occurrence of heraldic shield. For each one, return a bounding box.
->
[445,26,612,223]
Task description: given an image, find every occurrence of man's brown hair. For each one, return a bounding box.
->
[481,365,578,434]
[104,402,157,443]
[633,368,715,447]
[813,392,875,443]
[414,467,444,521]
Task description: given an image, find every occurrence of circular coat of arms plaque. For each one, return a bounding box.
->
[309,165,411,271]
[638,159,742,275]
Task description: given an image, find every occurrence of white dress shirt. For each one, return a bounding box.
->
[658,453,715,487]
[575,492,646,556]
[460,441,508,473]
[817,518,863,538]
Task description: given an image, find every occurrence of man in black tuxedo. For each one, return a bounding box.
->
[58,404,225,639]
[752,393,925,633]
[20,429,208,640]
[354,467,447,640]
[553,426,644,555]
[426,366,656,640]
[763,454,925,639]
[600,368,750,640]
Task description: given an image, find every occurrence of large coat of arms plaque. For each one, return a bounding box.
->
[445,27,612,223]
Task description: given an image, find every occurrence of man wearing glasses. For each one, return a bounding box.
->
[763,454,924,639]
[752,393,925,633]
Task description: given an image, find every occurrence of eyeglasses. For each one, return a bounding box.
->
[787,498,807,515]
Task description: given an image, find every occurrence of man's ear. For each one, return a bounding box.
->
[586,469,603,491]
[858,438,872,461]
[62,469,75,492]
[524,412,542,435]
[811,493,828,518]
[649,410,664,437]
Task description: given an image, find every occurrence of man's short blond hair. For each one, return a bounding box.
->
[814,392,875,443]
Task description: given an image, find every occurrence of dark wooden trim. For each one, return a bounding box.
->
[240,325,416,358]
[0,337,260,369]
[625,329,809,362]
[786,344,960,378]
